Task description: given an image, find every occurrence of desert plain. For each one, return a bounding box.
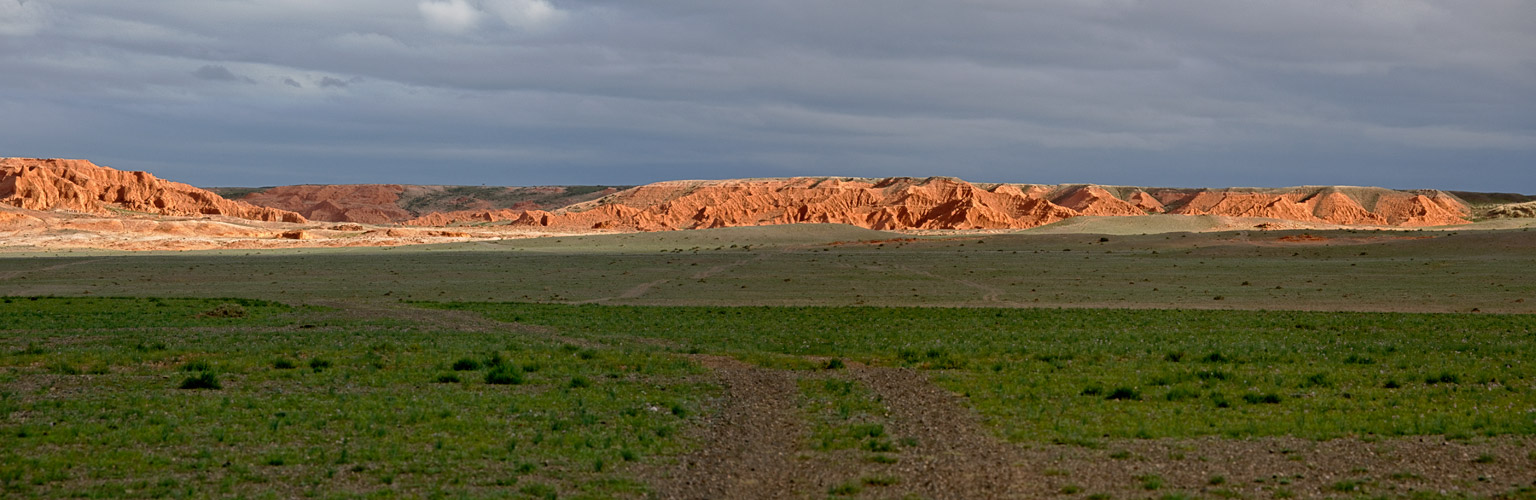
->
[2,157,1535,499]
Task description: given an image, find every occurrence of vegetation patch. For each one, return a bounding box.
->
[436,302,1536,441]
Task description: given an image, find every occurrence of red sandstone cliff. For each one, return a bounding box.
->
[403,178,1471,230]
[224,184,624,224]
[0,158,304,223]
[2,158,1474,234]
[237,184,412,225]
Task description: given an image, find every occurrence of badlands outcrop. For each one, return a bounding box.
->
[0,157,1504,251]
[222,184,623,224]
[236,184,412,225]
[399,177,1472,231]
[1,158,303,223]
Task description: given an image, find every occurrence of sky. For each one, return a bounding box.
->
[1,0,1533,191]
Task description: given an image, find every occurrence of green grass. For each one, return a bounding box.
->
[435,302,1536,442]
[5,227,1534,314]
[799,378,896,453]
[0,296,303,331]
[0,297,710,498]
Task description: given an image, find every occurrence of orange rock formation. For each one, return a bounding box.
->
[237,184,411,224]
[409,178,1470,231]
[1155,187,1469,227]
[1,158,1476,243]
[1,158,304,223]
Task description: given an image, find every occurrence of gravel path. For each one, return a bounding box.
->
[327,300,1536,499]
[644,356,827,499]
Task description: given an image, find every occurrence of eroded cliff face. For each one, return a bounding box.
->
[226,184,626,224]
[1,159,1475,235]
[0,158,304,223]
[1154,187,1469,227]
[236,184,411,225]
[405,178,1471,230]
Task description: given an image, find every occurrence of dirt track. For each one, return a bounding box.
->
[342,301,1536,499]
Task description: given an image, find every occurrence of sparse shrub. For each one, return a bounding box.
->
[272,359,296,370]
[1061,484,1084,494]
[180,360,212,372]
[829,481,862,496]
[435,374,461,384]
[1383,379,1402,389]
[822,358,846,370]
[47,361,80,375]
[1165,387,1200,401]
[851,424,884,439]
[1426,372,1460,384]
[568,376,591,389]
[1105,387,1141,401]
[1109,450,1132,460]
[1473,453,1496,464]
[1242,393,1282,404]
[486,366,523,385]
[1138,474,1163,490]
[1202,352,1228,363]
[1301,372,1331,388]
[518,483,557,500]
[309,358,331,372]
[925,351,966,370]
[1081,385,1105,396]
[1344,354,1375,365]
[179,372,221,390]
[199,303,247,318]
[1163,351,1185,362]
[451,358,481,371]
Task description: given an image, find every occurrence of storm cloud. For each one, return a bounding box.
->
[0,0,1531,190]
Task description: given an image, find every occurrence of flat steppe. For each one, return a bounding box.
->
[2,224,1534,499]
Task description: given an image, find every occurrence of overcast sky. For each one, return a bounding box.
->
[2,0,1533,191]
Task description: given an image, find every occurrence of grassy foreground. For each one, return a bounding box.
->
[433,303,1536,444]
[0,298,708,499]
[3,296,1534,498]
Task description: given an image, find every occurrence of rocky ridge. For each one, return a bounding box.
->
[1,158,304,223]
[218,184,624,224]
[399,177,1473,231]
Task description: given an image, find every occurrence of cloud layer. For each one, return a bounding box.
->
[0,0,1532,190]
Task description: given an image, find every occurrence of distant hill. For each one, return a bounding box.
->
[206,184,628,224]
[392,177,1476,230]
[11,157,1535,235]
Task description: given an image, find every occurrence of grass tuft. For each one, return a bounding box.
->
[178,372,221,390]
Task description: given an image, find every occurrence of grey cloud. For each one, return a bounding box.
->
[192,64,252,83]
[0,1,1531,190]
